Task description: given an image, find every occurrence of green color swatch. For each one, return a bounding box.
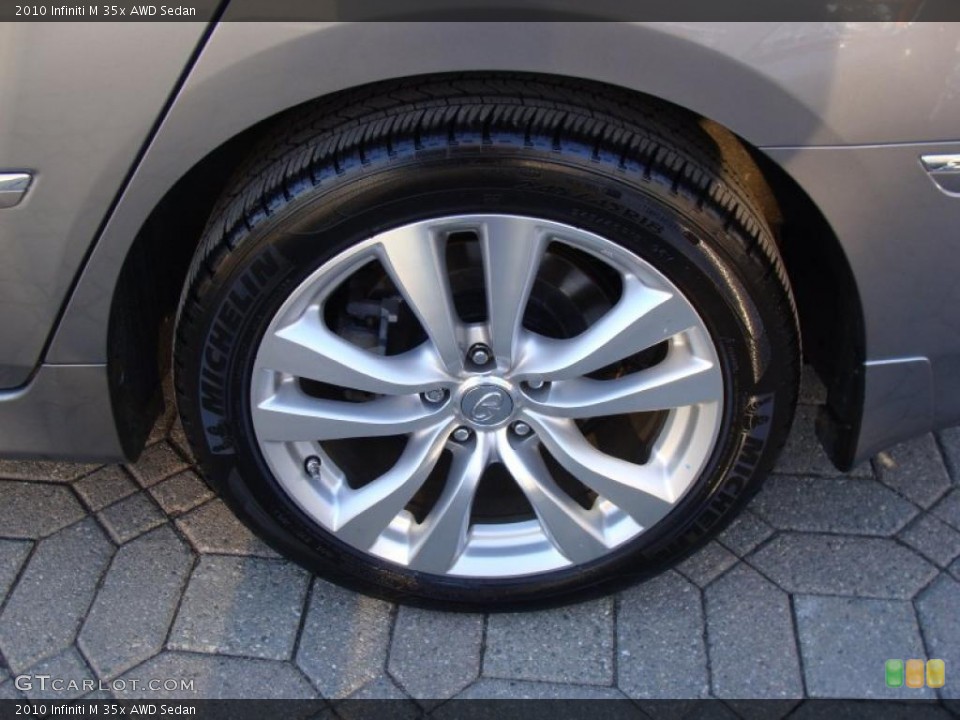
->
[886,659,904,688]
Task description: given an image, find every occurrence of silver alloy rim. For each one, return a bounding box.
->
[250,215,723,578]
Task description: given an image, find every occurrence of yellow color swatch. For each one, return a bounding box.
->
[926,659,945,689]
[906,659,925,688]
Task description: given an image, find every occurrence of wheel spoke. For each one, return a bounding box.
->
[333,421,453,549]
[408,434,491,573]
[528,350,721,418]
[253,384,446,441]
[479,217,546,367]
[258,311,451,395]
[497,433,610,563]
[522,413,674,528]
[377,223,465,374]
[515,277,701,381]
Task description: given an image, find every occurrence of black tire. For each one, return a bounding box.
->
[174,74,799,610]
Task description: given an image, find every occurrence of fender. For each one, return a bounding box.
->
[28,20,960,467]
[44,21,960,366]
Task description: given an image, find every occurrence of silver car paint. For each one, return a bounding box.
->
[0,22,209,388]
[0,365,119,461]
[1,21,959,461]
[765,142,960,457]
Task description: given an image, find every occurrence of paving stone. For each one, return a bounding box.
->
[716,509,774,557]
[126,442,190,488]
[484,597,614,685]
[0,540,31,598]
[875,434,952,508]
[676,541,738,587]
[897,513,960,567]
[774,405,872,478]
[387,606,482,702]
[335,677,420,720]
[73,466,138,511]
[931,488,960,531]
[705,564,802,699]
[950,556,960,582]
[0,481,86,538]
[750,475,917,536]
[794,595,933,698]
[452,679,627,700]
[22,648,95,700]
[798,365,827,405]
[145,399,176,447]
[96,491,166,544]
[936,426,960,482]
[915,574,960,700]
[295,579,394,698]
[146,419,175,448]
[342,674,412,701]
[748,534,937,599]
[78,525,192,679]
[617,571,709,699]
[442,687,639,720]
[170,555,308,661]
[0,460,99,483]
[149,470,213,516]
[0,518,113,672]
[0,681,24,699]
[82,689,114,701]
[167,419,196,463]
[175,500,278,557]
[339,677,419,720]
[114,652,319,700]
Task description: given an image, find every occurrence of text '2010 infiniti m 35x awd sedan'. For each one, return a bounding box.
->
[1,15,959,609]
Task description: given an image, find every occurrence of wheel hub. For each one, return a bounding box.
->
[457,379,517,429]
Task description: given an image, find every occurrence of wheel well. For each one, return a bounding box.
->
[108,71,864,465]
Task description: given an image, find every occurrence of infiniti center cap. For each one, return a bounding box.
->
[460,385,515,427]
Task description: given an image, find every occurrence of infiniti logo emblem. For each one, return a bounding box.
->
[460,385,514,426]
[471,391,505,422]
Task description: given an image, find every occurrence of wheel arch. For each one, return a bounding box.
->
[72,70,862,464]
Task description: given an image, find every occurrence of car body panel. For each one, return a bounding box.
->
[46,21,960,366]
[763,140,960,460]
[763,142,960,425]
[1,20,959,463]
[0,21,208,388]
[0,364,120,461]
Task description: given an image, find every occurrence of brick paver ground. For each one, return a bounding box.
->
[0,369,957,707]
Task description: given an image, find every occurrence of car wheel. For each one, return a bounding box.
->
[174,76,799,609]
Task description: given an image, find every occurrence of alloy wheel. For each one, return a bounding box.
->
[249,214,723,578]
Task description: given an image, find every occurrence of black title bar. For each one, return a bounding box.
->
[4,0,960,22]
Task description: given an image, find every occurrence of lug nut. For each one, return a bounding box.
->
[468,344,492,366]
[423,388,445,403]
[452,427,472,442]
[304,456,322,478]
[526,378,545,390]
[512,422,532,437]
